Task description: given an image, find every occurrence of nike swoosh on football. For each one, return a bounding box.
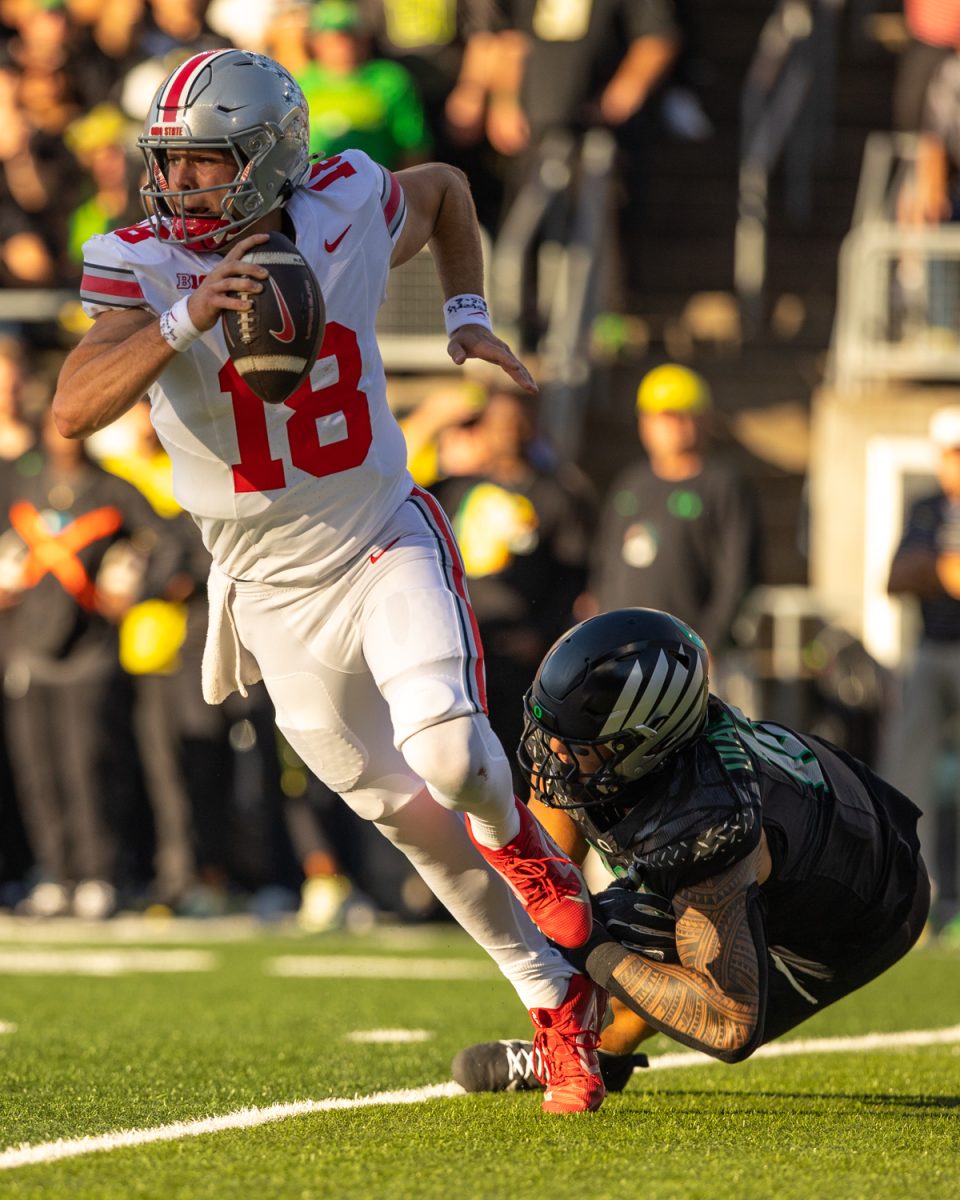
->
[324,224,352,253]
[268,277,295,344]
[369,536,400,564]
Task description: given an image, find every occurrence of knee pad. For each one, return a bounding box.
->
[339,767,426,823]
[400,714,513,814]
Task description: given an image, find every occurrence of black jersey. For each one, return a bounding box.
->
[574,697,923,964]
[575,697,925,1059]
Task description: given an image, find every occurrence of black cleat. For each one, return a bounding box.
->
[452,1040,647,1094]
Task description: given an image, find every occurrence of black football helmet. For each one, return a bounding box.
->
[518,608,709,809]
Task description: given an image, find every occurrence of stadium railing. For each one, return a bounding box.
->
[829,131,960,389]
[376,226,494,373]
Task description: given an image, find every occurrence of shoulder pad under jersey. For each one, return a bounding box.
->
[586,698,762,897]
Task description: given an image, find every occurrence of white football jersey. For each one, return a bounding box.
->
[80,150,412,584]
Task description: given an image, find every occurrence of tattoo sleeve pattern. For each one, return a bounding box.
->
[586,847,763,1061]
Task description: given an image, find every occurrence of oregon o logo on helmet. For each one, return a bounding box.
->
[533,703,543,720]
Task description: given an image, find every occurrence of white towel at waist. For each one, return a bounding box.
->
[201,561,263,706]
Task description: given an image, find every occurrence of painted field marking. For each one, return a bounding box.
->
[346,1030,434,1043]
[0,914,258,943]
[0,1023,15,1035]
[0,1084,461,1171]
[3,1023,959,1171]
[0,950,216,976]
[645,1022,960,1071]
[267,956,497,980]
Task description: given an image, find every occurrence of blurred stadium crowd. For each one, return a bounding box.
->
[0,0,957,942]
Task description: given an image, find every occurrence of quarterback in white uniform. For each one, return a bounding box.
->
[54,49,607,1112]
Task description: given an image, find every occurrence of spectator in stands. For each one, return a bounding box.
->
[262,0,312,75]
[885,404,960,940]
[361,0,508,228]
[0,402,181,919]
[583,364,761,684]
[118,0,233,123]
[0,59,77,287]
[136,0,232,61]
[296,0,430,168]
[91,399,200,909]
[399,376,487,488]
[893,0,960,140]
[487,0,682,319]
[429,382,596,784]
[64,103,142,265]
[0,336,35,901]
[63,0,144,109]
[0,339,33,463]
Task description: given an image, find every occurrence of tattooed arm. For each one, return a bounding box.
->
[580,846,767,1063]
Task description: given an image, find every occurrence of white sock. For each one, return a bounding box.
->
[467,800,521,850]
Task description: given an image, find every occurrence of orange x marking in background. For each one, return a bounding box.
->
[9,501,123,610]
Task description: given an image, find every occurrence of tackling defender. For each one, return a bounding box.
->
[53,49,606,1113]
[454,607,929,1094]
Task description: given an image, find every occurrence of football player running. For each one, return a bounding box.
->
[54,49,605,1113]
[453,608,930,1096]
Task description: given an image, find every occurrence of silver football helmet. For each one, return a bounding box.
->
[138,49,311,252]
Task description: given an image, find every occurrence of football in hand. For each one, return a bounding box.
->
[221,231,325,405]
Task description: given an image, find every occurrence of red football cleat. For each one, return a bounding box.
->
[467,798,593,948]
[529,973,608,1114]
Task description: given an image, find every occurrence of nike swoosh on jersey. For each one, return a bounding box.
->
[268,277,295,344]
[324,224,352,253]
[369,536,401,564]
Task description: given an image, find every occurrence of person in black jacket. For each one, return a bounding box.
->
[885,405,960,935]
[0,404,180,918]
[452,608,929,1097]
[585,364,761,673]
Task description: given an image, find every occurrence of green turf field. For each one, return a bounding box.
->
[0,919,957,1199]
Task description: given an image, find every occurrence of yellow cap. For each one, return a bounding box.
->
[64,103,130,158]
[636,365,712,414]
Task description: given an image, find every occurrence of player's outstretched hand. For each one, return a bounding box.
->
[447,324,538,394]
[186,233,271,332]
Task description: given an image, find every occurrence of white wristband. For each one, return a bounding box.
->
[443,293,493,336]
[159,296,202,352]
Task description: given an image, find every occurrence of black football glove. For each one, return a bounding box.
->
[593,883,680,964]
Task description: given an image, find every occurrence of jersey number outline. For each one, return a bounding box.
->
[222,322,372,493]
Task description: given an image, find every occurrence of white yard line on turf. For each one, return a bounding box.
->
[346,1030,434,1043]
[267,955,498,980]
[3,1024,960,1171]
[0,950,216,975]
[0,1084,462,1170]
[646,1022,960,1070]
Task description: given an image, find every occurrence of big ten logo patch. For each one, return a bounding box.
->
[176,273,207,290]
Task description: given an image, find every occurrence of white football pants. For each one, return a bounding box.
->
[224,488,573,1009]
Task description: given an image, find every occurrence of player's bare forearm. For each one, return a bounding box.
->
[392,162,536,392]
[527,794,589,862]
[53,307,174,438]
[582,849,763,1061]
[391,162,482,292]
[55,233,270,439]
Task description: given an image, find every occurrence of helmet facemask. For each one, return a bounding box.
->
[518,698,700,812]
[137,50,310,253]
[517,611,711,814]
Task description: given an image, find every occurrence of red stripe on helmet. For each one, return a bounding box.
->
[159,49,230,118]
